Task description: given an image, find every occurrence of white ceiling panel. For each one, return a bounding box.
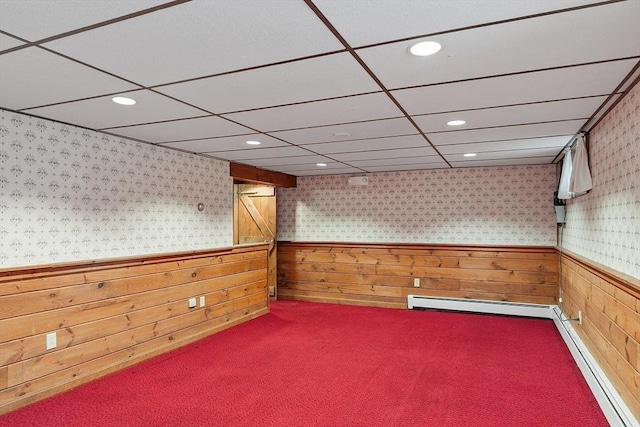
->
[43,1,344,86]
[281,166,365,176]
[363,163,449,173]
[209,146,315,161]
[583,94,624,131]
[105,116,254,144]
[0,47,137,110]
[159,134,290,154]
[271,117,417,145]
[0,33,24,51]
[0,1,165,41]
[437,136,573,154]
[272,162,353,172]
[428,120,586,146]
[1,1,637,175]
[156,53,379,114]
[392,60,637,115]
[314,0,603,47]
[303,134,432,155]
[240,155,331,168]
[24,89,205,130]
[348,156,443,168]
[223,93,403,132]
[449,157,557,168]
[331,147,443,162]
[357,1,640,89]
[412,96,606,134]
[444,147,562,164]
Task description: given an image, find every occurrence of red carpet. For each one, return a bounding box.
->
[1,301,608,426]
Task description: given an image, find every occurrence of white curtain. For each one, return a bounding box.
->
[557,148,573,200]
[569,134,593,195]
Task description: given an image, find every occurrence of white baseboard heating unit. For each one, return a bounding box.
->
[407,295,639,427]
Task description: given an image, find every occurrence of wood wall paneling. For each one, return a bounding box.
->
[0,244,269,414]
[559,249,640,420]
[277,242,559,308]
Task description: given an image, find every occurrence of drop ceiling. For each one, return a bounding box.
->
[1,0,639,176]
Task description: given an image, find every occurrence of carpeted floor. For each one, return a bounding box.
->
[0,300,608,426]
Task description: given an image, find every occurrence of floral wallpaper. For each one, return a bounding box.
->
[277,165,558,246]
[0,110,233,268]
[562,82,640,279]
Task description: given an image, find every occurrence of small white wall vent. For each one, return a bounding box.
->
[348,176,369,186]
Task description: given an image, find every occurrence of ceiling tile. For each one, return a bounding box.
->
[437,136,573,154]
[270,117,417,145]
[412,96,607,134]
[105,116,254,144]
[236,155,330,168]
[449,157,556,167]
[223,93,402,132]
[392,60,637,115]
[24,89,205,130]
[445,147,562,164]
[357,1,640,89]
[43,1,344,86]
[583,94,623,131]
[347,156,443,167]
[208,146,315,161]
[331,147,443,162]
[302,134,432,155]
[314,0,603,46]
[160,134,289,153]
[273,161,352,172]
[363,163,449,172]
[0,33,24,51]
[280,166,364,176]
[0,1,165,41]
[428,119,586,146]
[0,47,137,110]
[156,53,379,114]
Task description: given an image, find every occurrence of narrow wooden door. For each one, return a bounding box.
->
[234,183,277,299]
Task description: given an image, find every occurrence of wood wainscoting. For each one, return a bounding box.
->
[559,249,640,420]
[277,242,559,309]
[0,244,269,414]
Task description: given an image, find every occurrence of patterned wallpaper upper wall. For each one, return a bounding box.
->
[0,110,233,269]
[562,82,640,279]
[277,165,558,246]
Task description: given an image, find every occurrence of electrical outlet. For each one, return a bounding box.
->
[578,310,582,325]
[199,296,205,307]
[413,278,420,288]
[268,286,275,297]
[558,297,562,304]
[46,332,57,350]
[188,297,197,308]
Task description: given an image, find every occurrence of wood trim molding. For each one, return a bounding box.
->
[558,248,640,299]
[0,243,269,283]
[278,241,557,253]
[230,162,296,187]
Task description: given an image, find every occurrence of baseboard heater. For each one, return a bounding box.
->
[407,295,639,427]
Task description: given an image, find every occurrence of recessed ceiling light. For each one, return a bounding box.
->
[333,132,352,137]
[447,120,466,126]
[112,96,136,106]
[463,153,477,157]
[409,41,442,57]
[246,140,261,145]
[316,163,327,167]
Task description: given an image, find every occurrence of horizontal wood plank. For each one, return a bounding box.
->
[559,252,639,419]
[278,242,559,309]
[0,245,269,414]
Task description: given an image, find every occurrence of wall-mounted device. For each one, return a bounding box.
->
[348,176,369,186]
[553,191,566,225]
